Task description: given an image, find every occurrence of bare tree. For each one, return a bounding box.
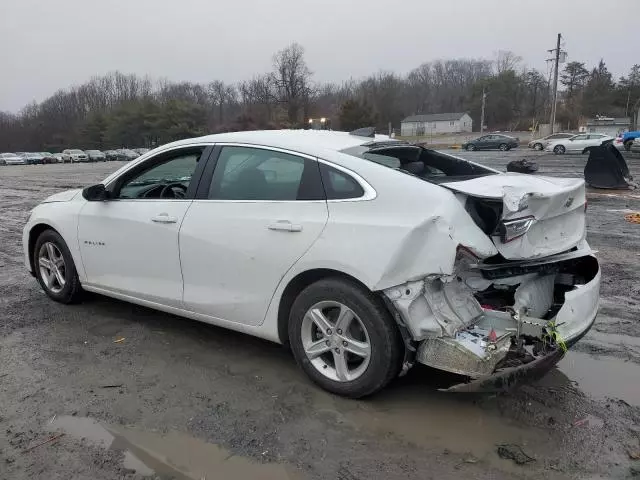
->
[494,50,522,74]
[271,43,313,124]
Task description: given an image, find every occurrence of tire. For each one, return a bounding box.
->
[624,141,633,152]
[499,143,508,151]
[534,143,543,151]
[553,145,566,155]
[466,144,476,151]
[288,278,403,398]
[33,229,83,304]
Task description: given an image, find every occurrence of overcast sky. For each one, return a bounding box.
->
[1,0,637,112]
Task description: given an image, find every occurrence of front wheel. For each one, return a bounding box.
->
[534,143,543,151]
[288,278,403,398]
[33,229,83,304]
[554,145,566,155]
[466,144,476,151]
[499,143,509,151]
[624,141,633,152]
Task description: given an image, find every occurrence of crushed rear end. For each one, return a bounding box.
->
[382,173,600,392]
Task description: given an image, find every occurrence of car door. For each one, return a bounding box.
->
[475,136,490,149]
[586,134,605,147]
[179,144,329,326]
[77,145,212,306]
[567,134,588,151]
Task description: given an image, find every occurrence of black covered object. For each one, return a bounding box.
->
[584,142,632,189]
[506,159,539,174]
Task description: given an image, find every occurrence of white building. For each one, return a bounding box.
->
[585,116,631,137]
[400,112,473,136]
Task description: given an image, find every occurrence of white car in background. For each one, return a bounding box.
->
[0,153,26,165]
[62,149,88,163]
[528,133,574,151]
[546,133,613,154]
[22,129,600,397]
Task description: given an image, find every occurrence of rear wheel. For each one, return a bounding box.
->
[553,145,566,155]
[288,278,403,398]
[33,229,83,304]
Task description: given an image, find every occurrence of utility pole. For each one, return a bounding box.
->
[549,33,562,133]
[480,87,487,134]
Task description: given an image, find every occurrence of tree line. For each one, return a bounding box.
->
[1,44,638,152]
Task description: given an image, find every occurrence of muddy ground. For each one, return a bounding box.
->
[1,150,639,480]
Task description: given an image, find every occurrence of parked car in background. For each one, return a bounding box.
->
[85,150,107,162]
[40,152,57,164]
[462,134,519,151]
[528,133,573,151]
[22,129,599,397]
[546,133,613,154]
[133,148,150,155]
[613,136,625,150]
[0,153,25,165]
[621,131,640,151]
[62,149,88,163]
[103,150,119,161]
[52,153,64,163]
[116,148,140,161]
[21,152,45,165]
[631,138,640,154]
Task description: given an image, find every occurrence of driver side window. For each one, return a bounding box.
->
[116,148,203,200]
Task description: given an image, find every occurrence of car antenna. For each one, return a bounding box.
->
[349,127,376,138]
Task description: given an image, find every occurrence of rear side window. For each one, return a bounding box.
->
[320,164,364,200]
[208,146,324,201]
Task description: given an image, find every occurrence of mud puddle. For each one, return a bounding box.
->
[557,351,640,407]
[49,416,299,479]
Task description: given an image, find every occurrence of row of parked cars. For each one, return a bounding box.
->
[0,148,150,165]
[527,131,640,155]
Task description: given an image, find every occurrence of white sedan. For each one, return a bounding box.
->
[546,133,613,154]
[0,153,26,165]
[23,130,600,397]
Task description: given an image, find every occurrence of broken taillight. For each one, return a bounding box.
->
[497,216,535,243]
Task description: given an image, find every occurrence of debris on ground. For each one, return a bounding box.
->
[624,213,640,224]
[100,384,123,389]
[496,444,536,465]
[506,159,538,174]
[584,142,635,189]
[21,433,65,454]
[113,337,125,343]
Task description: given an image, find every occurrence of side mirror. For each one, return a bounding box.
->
[82,184,109,201]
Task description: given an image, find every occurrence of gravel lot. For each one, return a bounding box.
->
[1,151,640,479]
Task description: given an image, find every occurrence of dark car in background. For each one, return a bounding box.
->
[116,148,140,161]
[103,150,119,161]
[40,152,57,164]
[20,152,45,165]
[462,134,519,151]
[85,150,107,162]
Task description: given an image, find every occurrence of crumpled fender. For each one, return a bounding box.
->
[374,210,497,291]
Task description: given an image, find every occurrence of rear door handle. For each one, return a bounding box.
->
[268,220,303,232]
[151,213,178,224]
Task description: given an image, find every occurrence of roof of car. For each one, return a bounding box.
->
[165,130,394,157]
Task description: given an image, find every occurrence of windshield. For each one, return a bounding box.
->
[69,149,84,154]
[86,150,101,154]
[341,144,498,183]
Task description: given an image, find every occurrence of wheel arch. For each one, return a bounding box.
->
[276,268,376,345]
[27,223,60,274]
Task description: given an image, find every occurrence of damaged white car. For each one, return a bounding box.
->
[23,129,600,398]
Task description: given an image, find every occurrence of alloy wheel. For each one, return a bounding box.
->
[301,301,371,382]
[38,242,66,294]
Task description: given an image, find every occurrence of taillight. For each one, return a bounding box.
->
[497,216,535,243]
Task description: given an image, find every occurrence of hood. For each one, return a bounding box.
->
[441,174,586,259]
[42,189,82,203]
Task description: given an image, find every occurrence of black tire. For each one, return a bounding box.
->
[534,143,543,151]
[499,143,508,151]
[33,229,83,304]
[288,278,403,398]
[624,141,633,152]
[466,144,476,151]
[553,145,565,155]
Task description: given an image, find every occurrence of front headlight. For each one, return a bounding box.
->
[497,216,535,243]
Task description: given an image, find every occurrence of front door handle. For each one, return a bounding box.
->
[268,220,303,232]
[151,213,178,224]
